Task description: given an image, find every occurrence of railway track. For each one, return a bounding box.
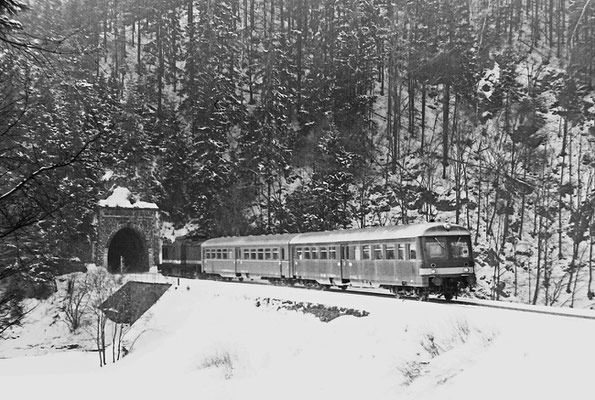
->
[157,273,595,322]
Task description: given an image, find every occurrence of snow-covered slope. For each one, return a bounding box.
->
[1,277,594,400]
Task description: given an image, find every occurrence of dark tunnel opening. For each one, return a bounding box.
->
[107,227,148,273]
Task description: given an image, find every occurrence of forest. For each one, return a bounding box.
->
[1,0,595,324]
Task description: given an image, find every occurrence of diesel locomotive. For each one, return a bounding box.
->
[159,222,476,300]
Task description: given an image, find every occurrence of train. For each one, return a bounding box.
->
[158,222,476,300]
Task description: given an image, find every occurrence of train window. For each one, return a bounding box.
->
[311,247,319,260]
[162,247,170,260]
[352,246,359,260]
[329,247,337,260]
[320,247,328,259]
[216,249,222,259]
[296,248,303,260]
[250,249,257,260]
[397,244,405,260]
[304,247,311,259]
[362,245,371,260]
[243,249,249,259]
[450,237,470,258]
[272,248,279,260]
[258,249,264,260]
[222,249,228,259]
[264,248,271,260]
[406,244,417,259]
[385,244,395,260]
[282,248,286,260]
[373,244,383,260]
[426,238,447,259]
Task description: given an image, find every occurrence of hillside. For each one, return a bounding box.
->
[0,0,594,314]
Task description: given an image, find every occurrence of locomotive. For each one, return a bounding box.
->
[159,222,476,300]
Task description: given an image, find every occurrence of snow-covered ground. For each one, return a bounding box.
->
[1,276,594,400]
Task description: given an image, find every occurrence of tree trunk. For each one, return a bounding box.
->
[532,213,543,305]
[559,117,567,260]
[137,19,142,75]
[442,83,450,179]
[421,83,426,153]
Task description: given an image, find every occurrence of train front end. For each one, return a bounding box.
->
[418,224,476,300]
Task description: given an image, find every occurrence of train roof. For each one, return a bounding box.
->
[202,232,300,247]
[289,222,470,245]
[202,223,470,248]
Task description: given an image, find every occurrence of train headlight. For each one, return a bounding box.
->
[431,268,436,274]
[464,267,469,273]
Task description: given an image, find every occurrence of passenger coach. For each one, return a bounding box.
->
[201,222,475,300]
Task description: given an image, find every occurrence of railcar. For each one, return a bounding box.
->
[201,222,475,300]
[159,236,204,278]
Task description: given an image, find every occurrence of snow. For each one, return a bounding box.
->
[1,275,594,400]
[478,62,500,100]
[98,186,158,209]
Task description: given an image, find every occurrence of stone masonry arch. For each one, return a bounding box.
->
[96,206,160,273]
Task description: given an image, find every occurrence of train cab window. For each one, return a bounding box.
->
[258,249,264,260]
[449,237,471,258]
[320,247,328,260]
[425,238,447,259]
[373,244,383,260]
[272,248,279,260]
[362,245,371,260]
[296,248,303,260]
[385,244,395,260]
[329,247,337,260]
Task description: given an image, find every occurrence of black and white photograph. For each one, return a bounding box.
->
[1,0,595,399]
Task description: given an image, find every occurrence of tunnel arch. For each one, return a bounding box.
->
[107,227,149,273]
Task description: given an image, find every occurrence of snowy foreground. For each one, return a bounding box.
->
[1,277,595,400]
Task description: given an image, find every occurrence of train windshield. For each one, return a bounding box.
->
[425,236,472,259]
[425,238,447,259]
[449,236,471,258]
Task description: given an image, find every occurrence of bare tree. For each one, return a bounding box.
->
[62,274,90,332]
[84,269,118,367]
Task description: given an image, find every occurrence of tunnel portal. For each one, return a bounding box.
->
[95,192,160,273]
[107,227,148,273]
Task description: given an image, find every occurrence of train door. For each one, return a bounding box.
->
[340,244,349,281]
[235,247,241,274]
[181,242,187,265]
[279,247,285,277]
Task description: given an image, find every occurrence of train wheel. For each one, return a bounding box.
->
[443,290,454,301]
[417,288,429,301]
